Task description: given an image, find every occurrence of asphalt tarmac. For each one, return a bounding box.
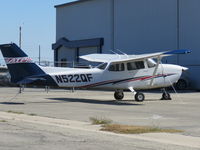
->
[0,87,200,150]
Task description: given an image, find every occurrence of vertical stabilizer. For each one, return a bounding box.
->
[0,43,45,83]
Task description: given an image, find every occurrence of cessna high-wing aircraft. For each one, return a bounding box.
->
[0,43,191,102]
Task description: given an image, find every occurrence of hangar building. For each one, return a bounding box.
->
[52,0,200,90]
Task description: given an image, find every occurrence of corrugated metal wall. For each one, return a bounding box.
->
[55,0,200,89]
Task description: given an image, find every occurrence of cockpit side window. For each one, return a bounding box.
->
[127,61,145,70]
[108,63,125,71]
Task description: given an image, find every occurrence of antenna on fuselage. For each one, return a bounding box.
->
[116,49,129,58]
[109,50,121,59]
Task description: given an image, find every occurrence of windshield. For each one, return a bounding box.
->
[96,63,108,70]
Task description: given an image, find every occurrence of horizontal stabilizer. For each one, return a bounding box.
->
[17,77,46,84]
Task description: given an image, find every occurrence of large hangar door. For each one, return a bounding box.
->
[58,46,76,67]
[53,38,104,67]
[79,47,98,56]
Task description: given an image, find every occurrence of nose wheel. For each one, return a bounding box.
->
[161,89,172,100]
[161,92,171,100]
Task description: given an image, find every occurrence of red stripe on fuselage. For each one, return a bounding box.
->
[78,74,175,88]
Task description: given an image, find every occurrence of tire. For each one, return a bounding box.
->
[161,92,171,100]
[114,91,124,100]
[135,92,145,102]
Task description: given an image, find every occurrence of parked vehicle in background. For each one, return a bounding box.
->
[175,71,190,90]
[0,66,12,86]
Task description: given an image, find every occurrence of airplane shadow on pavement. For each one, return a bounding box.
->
[47,98,143,106]
[0,102,25,105]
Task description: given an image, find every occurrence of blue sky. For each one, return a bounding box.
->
[0,0,74,65]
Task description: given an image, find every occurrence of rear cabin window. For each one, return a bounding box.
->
[127,61,145,70]
[108,63,125,71]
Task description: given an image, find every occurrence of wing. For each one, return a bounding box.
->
[80,49,191,63]
[80,54,130,62]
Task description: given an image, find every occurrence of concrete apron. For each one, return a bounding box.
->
[0,111,200,149]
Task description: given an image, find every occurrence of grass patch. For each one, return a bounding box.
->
[7,111,37,116]
[7,110,25,114]
[28,113,37,116]
[101,124,183,134]
[89,117,113,125]
[0,120,7,123]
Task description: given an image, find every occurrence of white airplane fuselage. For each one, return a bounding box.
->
[42,62,185,90]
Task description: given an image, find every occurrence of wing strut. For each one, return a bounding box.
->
[149,57,161,86]
[128,87,136,95]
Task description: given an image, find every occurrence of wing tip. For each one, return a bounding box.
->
[164,49,192,55]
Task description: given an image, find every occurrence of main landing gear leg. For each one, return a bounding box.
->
[160,88,172,100]
[19,84,25,94]
[114,90,124,100]
[129,87,145,102]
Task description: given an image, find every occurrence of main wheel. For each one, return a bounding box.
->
[114,91,124,100]
[135,92,145,102]
[161,92,171,100]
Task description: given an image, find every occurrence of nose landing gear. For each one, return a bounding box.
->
[160,88,172,100]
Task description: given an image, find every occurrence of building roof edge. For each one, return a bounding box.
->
[54,0,93,8]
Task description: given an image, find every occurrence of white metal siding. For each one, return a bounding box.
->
[114,0,177,64]
[179,0,200,66]
[56,0,113,51]
[179,0,200,89]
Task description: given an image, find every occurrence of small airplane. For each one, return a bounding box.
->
[0,43,191,102]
